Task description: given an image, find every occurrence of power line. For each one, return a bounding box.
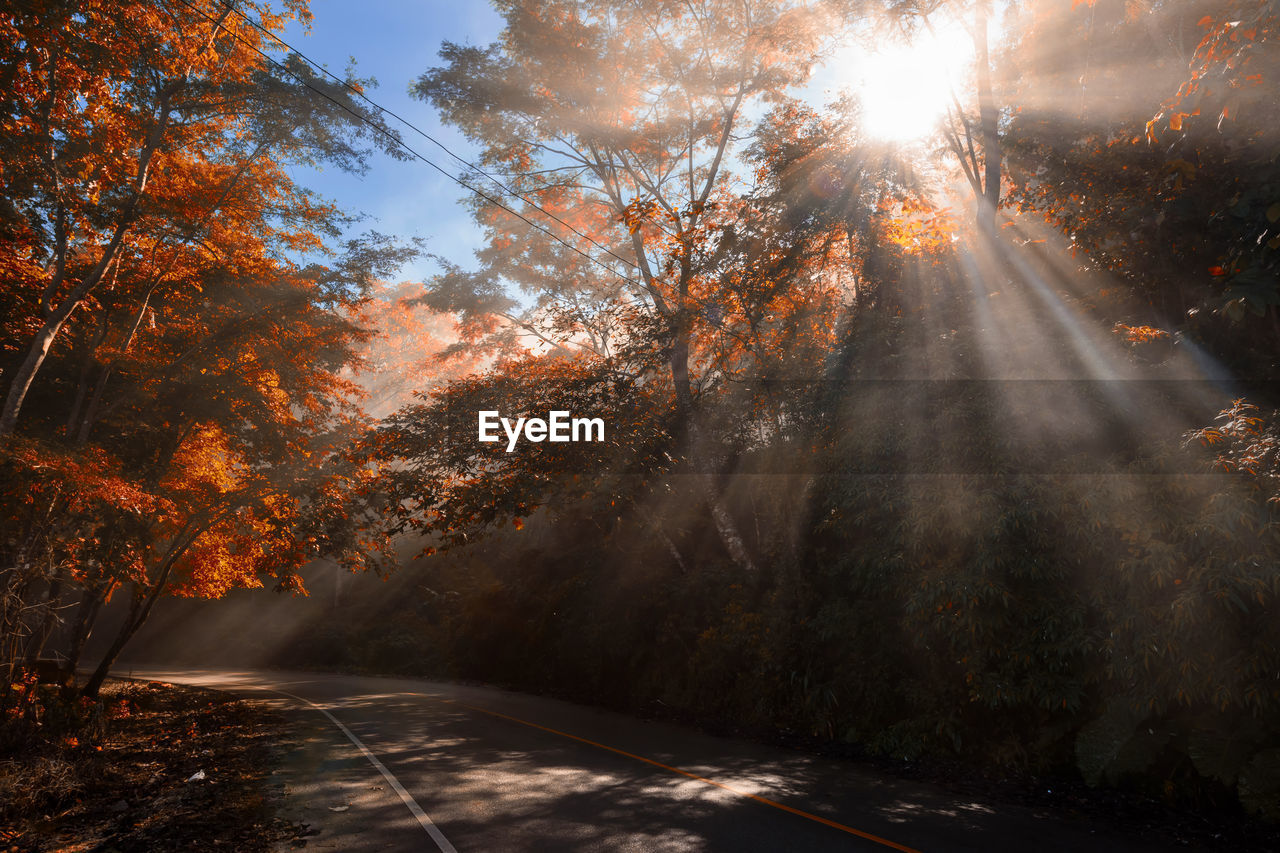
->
[225,3,644,274]
[172,0,644,290]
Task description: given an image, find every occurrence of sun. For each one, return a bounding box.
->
[820,23,975,143]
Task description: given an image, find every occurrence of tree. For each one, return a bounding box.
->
[0,0,413,692]
[0,0,400,435]
[348,280,484,420]
[376,352,674,550]
[410,0,835,571]
[0,234,406,693]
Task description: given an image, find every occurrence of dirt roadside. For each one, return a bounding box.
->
[1,679,312,852]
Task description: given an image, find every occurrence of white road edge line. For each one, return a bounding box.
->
[272,688,458,853]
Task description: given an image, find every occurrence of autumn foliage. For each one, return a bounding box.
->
[0,0,406,699]
[5,0,1280,830]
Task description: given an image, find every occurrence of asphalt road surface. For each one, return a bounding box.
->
[122,668,1186,852]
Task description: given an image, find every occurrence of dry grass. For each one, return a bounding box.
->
[0,756,78,823]
[0,680,304,852]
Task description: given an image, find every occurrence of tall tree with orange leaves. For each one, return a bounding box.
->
[0,0,413,692]
[0,0,403,436]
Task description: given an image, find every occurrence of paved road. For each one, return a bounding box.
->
[122,668,1184,852]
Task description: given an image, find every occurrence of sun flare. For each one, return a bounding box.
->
[827,23,974,143]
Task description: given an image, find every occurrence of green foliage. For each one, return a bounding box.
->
[1240,748,1280,820]
[1075,697,1159,787]
[360,386,1280,820]
[1188,717,1272,788]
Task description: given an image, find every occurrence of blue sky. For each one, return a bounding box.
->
[281,1,505,282]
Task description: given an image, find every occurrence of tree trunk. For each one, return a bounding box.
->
[703,481,757,572]
[81,593,144,698]
[668,324,758,574]
[81,529,194,697]
[62,583,108,693]
[0,317,73,436]
[0,87,173,437]
[973,6,1002,236]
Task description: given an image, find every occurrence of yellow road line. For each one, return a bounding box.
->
[431,695,922,853]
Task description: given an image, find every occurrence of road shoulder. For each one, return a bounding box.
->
[1,679,305,851]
